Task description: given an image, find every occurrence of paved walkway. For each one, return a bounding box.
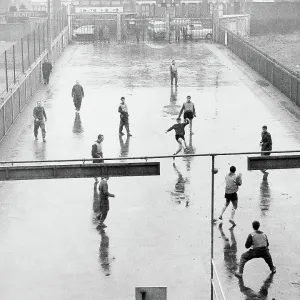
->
[0,40,299,299]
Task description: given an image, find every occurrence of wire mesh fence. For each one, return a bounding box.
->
[0,8,68,98]
[215,26,300,108]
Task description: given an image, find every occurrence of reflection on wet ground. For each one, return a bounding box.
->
[163,87,181,116]
[119,135,130,159]
[1,41,300,299]
[172,162,189,206]
[219,223,237,279]
[97,228,112,277]
[238,274,274,300]
[260,175,271,217]
[72,112,84,136]
[33,139,47,160]
[93,182,113,277]
[182,131,196,172]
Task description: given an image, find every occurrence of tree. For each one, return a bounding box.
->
[9,6,17,12]
[20,3,27,10]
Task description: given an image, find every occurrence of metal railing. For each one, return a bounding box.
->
[0,7,68,98]
[0,10,69,143]
[0,149,298,165]
[215,25,300,107]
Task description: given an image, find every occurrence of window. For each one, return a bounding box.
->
[80,0,90,5]
[188,3,197,18]
[141,4,150,17]
[181,3,186,17]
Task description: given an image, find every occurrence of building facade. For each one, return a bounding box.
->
[0,0,12,13]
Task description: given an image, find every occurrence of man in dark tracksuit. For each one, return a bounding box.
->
[42,60,52,85]
[260,125,272,174]
[260,125,272,155]
[33,101,47,142]
[96,177,115,228]
[135,26,141,43]
[175,26,181,42]
[235,221,276,278]
[71,81,84,112]
[92,134,104,183]
[118,97,132,136]
[91,134,104,163]
[170,60,178,87]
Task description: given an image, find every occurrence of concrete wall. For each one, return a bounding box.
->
[219,14,250,37]
[245,2,300,35]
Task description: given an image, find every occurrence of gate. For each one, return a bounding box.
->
[125,17,213,43]
[71,14,119,42]
[169,17,213,41]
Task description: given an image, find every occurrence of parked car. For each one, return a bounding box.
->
[148,20,166,40]
[185,23,212,39]
[73,25,97,40]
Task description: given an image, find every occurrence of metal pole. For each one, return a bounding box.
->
[4,51,9,92]
[12,45,16,84]
[21,38,24,73]
[38,25,41,56]
[47,0,52,58]
[33,30,36,60]
[27,34,30,67]
[67,0,72,42]
[210,154,215,300]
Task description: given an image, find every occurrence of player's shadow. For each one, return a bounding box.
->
[97,227,112,276]
[182,131,196,172]
[259,174,272,217]
[170,86,177,103]
[72,113,84,136]
[33,139,47,160]
[92,182,100,225]
[171,162,190,206]
[93,182,114,276]
[163,86,180,116]
[119,135,131,159]
[218,223,237,279]
[238,273,275,300]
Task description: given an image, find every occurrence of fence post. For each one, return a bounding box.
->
[281,69,283,93]
[271,61,274,85]
[4,51,9,92]
[27,34,30,67]
[42,22,45,52]
[11,93,14,122]
[12,45,16,84]
[3,102,6,134]
[21,38,24,73]
[289,74,292,101]
[264,57,267,80]
[297,77,299,106]
[33,30,36,61]
[38,25,41,56]
[210,154,215,300]
[47,0,52,59]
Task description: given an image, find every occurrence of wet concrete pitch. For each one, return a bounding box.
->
[0,41,299,299]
